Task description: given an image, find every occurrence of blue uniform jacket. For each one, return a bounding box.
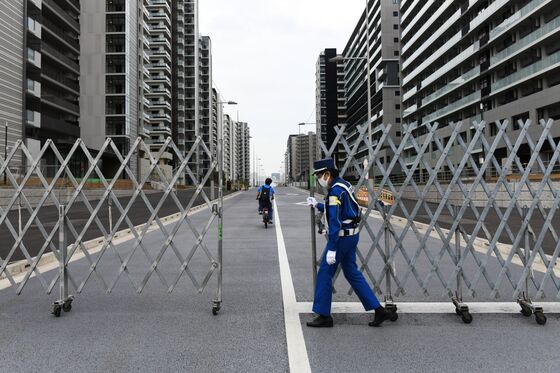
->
[316,177,360,252]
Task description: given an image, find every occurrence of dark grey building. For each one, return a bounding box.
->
[315,48,346,164]
[0,0,81,173]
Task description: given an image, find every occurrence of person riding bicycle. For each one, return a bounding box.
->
[256,178,275,223]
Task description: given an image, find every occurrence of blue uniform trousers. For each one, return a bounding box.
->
[312,235,381,316]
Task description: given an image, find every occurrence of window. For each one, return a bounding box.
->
[396,117,401,123]
[393,11,399,16]
[395,91,400,96]
[394,37,399,43]
[393,24,398,30]
[396,131,401,137]
[394,51,399,56]
[395,104,400,109]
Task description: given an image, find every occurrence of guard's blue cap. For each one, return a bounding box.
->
[313,158,336,174]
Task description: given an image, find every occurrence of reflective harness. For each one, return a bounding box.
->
[325,182,361,237]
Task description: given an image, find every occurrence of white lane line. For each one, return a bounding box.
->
[273,199,312,373]
[295,301,560,314]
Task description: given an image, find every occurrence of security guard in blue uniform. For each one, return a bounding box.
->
[306,158,390,327]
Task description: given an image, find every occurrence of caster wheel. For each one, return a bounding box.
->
[520,305,532,317]
[535,312,547,325]
[62,301,72,312]
[389,312,398,322]
[461,311,473,324]
[52,306,61,318]
[212,303,221,316]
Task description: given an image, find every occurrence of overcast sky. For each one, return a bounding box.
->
[199,0,364,177]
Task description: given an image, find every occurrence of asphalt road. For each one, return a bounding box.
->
[1,187,230,262]
[1,187,559,372]
[389,198,560,255]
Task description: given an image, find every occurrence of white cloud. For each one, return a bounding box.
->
[199,0,364,176]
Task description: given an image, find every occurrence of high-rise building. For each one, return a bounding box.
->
[144,0,172,151]
[338,0,401,179]
[81,0,142,176]
[315,48,347,165]
[285,132,318,183]
[234,121,250,185]
[0,0,82,172]
[198,36,213,176]
[400,0,560,177]
[223,113,234,182]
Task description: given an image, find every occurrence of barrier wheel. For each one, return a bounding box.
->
[62,301,72,312]
[520,305,532,317]
[535,311,547,325]
[389,312,398,322]
[212,302,221,316]
[461,311,473,324]
[52,305,62,317]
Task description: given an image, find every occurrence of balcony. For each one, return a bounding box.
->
[489,0,549,41]
[26,79,41,98]
[26,110,41,128]
[42,95,79,116]
[26,48,41,68]
[27,17,41,39]
[422,90,481,125]
[490,16,560,67]
[491,50,560,94]
[421,66,481,109]
[43,0,79,32]
[41,43,79,73]
[28,0,42,10]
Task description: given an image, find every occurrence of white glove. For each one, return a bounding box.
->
[307,197,318,208]
[326,251,336,265]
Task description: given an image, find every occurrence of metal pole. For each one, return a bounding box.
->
[384,205,392,300]
[108,198,113,233]
[523,205,530,299]
[59,205,68,302]
[4,122,7,185]
[309,132,317,293]
[214,101,224,314]
[455,205,462,302]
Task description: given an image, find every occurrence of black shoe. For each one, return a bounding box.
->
[258,211,263,215]
[306,315,333,328]
[369,306,389,327]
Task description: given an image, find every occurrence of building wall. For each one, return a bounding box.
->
[0,0,25,168]
[400,0,560,174]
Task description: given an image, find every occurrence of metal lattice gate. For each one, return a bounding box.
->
[0,135,224,316]
[312,119,560,324]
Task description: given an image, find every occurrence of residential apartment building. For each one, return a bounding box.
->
[80,0,142,176]
[315,48,347,164]
[223,113,234,183]
[144,0,172,151]
[340,0,401,180]
[234,121,250,185]
[285,132,318,183]
[400,0,560,179]
[0,0,82,173]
